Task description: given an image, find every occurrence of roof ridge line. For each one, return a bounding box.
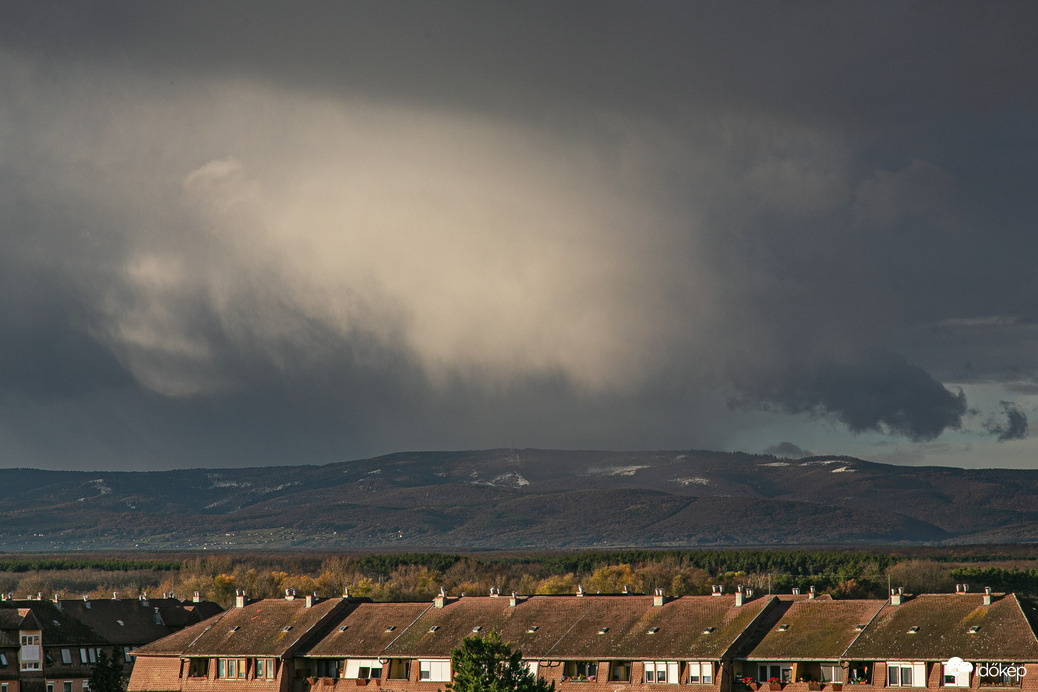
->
[182,603,241,654]
[544,596,594,658]
[839,598,886,659]
[380,602,434,656]
[1008,593,1038,650]
[721,595,778,660]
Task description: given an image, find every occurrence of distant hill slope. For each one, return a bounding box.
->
[2,449,1038,549]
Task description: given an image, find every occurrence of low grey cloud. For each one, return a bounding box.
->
[762,443,812,460]
[985,402,1030,442]
[1,3,1037,469]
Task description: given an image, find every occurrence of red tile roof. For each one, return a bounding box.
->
[308,602,431,658]
[742,599,886,661]
[376,594,774,661]
[845,593,1038,662]
[134,597,348,658]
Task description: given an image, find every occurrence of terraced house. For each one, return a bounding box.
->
[0,594,221,692]
[128,587,1038,692]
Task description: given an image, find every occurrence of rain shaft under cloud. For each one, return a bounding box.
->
[1,2,1036,469]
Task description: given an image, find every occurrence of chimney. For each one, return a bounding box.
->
[509,593,518,608]
[746,588,754,599]
[53,594,61,608]
[576,585,585,597]
[434,587,447,609]
[83,595,90,609]
[140,593,149,607]
[890,587,903,606]
[809,586,816,600]
[193,591,201,603]
[113,592,118,600]
[285,588,296,601]
[653,588,666,607]
[983,587,993,606]
[234,590,246,609]
[489,587,499,598]
[792,587,800,596]
[711,585,724,596]
[622,585,629,594]
[735,585,744,607]
[305,593,315,608]
[153,607,163,625]
[342,587,350,599]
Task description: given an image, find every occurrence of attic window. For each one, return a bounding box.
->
[647,627,659,635]
[230,626,240,632]
[472,626,482,633]
[429,626,440,632]
[908,626,919,634]
[0,653,7,666]
[969,626,980,634]
[778,624,790,631]
[385,626,396,632]
[339,626,349,632]
[598,627,609,635]
[282,626,293,632]
[703,627,715,634]
[116,620,125,626]
[527,626,539,633]
[855,624,866,631]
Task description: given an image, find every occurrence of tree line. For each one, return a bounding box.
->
[2,549,1035,607]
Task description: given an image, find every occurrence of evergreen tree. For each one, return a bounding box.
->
[88,649,126,692]
[445,630,555,692]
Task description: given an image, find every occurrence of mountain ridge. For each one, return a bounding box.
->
[2,449,1037,550]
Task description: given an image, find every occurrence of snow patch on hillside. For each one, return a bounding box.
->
[89,479,113,495]
[470,471,530,488]
[588,465,650,476]
[672,477,712,486]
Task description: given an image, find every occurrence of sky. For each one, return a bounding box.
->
[1,2,1037,471]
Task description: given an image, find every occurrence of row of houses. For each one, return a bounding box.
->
[0,594,222,692]
[127,587,1038,692]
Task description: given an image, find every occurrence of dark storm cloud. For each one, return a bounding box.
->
[730,350,968,442]
[985,402,1029,442]
[1,2,1038,469]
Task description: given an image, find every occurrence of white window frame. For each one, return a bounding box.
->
[887,662,926,687]
[644,662,680,684]
[688,662,713,684]
[419,659,451,682]
[942,663,969,687]
[344,659,383,680]
[63,681,73,692]
[821,666,844,684]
